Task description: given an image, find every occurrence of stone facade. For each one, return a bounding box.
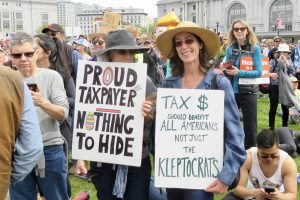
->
[0,0,57,37]
[157,0,300,42]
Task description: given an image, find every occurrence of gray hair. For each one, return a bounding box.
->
[9,32,35,51]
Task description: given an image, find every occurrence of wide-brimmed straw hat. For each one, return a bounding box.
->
[155,21,220,59]
[97,30,148,56]
[276,43,291,53]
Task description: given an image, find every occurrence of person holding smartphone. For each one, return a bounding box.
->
[8,32,69,200]
[223,129,297,200]
[224,19,262,150]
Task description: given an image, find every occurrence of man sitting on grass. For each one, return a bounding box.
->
[223,129,297,200]
[289,75,300,124]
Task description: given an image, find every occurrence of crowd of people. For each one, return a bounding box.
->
[1,18,300,200]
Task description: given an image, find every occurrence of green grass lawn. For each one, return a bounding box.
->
[70,97,300,199]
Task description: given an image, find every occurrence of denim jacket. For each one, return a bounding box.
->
[162,69,246,186]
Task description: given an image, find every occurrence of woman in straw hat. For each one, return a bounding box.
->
[155,21,246,200]
[224,19,262,149]
[269,43,295,129]
[76,29,156,200]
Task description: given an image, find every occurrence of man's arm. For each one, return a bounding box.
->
[11,84,43,183]
[271,156,297,200]
[233,151,267,200]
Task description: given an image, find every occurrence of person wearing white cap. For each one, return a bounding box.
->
[73,38,92,60]
[269,43,295,129]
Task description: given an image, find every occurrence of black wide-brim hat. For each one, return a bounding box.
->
[97,30,148,56]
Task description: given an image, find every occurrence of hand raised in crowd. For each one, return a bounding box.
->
[205,179,229,195]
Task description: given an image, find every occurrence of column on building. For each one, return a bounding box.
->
[184,2,188,21]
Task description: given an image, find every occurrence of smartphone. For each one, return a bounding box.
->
[73,171,96,181]
[264,187,275,194]
[27,83,37,92]
[222,62,234,70]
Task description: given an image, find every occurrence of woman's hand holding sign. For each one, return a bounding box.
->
[142,100,154,126]
[205,179,229,195]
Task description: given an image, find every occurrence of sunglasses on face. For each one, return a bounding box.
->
[275,40,282,43]
[92,40,104,45]
[174,38,195,47]
[260,153,278,159]
[11,51,35,59]
[115,49,135,55]
[233,27,247,32]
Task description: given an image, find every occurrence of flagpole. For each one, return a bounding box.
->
[204,6,207,28]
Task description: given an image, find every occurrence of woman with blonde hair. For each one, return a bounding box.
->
[223,19,262,150]
[227,19,258,46]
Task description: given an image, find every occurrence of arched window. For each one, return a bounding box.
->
[228,3,246,28]
[269,0,293,32]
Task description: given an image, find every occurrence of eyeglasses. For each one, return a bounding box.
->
[11,51,35,59]
[92,40,104,45]
[174,38,195,47]
[260,153,278,159]
[144,41,151,45]
[275,40,282,43]
[233,27,247,32]
[114,49,135,55]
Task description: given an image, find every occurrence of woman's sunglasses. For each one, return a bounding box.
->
[11,51,35,59]
[114,49,136,55]
[92,40,104,45]
[260,153,278,159]
[233,27,247,32]
[174,38,195,47]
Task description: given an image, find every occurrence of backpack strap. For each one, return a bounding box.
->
[210,73,219,90]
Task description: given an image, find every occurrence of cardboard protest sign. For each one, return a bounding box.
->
[239,57,270,84]
[72,60,147,166]
[100,12,121,34]
[154,88,224,189]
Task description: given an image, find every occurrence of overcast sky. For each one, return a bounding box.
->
[73,0,159,17]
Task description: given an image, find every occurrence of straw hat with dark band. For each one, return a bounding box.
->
[156,21,221,59]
